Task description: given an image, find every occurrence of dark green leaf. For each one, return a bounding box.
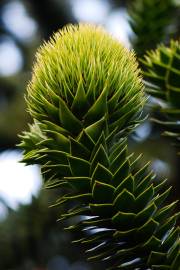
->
[92,181,115,203]
[59,96,82,134]
[68,156,90,176]
[113,189,135,212]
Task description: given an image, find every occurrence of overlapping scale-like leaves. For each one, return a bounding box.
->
[141,40,180,151]
[20,24,179,269]
[49,136,179,269]
[21,123,180,269]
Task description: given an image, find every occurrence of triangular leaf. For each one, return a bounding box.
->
[113,189,135,212]
[92,181,115,203]
[84,85,108,124]
[71,76,90,116]
[85,116,107,143]
[77,130,95,151]
[135,203,157,227]
[59,96,82,134]
[111,159,130,187]
[114,175,134,196]
[68,156,90,176]
[91,163,113,185]
[135,185,154,212]
[90,144,109,175]
[137,219,159,242]
[70,136,90,159]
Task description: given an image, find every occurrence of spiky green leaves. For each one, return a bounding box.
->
[142,40,180,151]
[142,40,180,106]
[58,138,179,269]
[19,24,179,270]
[27,24,144,139]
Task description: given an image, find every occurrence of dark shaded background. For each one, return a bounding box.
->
[0,1,179,269]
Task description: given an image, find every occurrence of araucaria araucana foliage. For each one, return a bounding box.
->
[20,24,180,270]
[142,40,180,152]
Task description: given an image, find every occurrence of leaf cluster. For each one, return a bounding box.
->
[19,24,180,269]
[142,40,180,152]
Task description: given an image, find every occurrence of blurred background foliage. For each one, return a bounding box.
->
[0,0,179,269]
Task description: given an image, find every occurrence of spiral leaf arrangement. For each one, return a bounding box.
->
[20,24,179,269]
[141,40,180,151]
[128,0,176,56]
